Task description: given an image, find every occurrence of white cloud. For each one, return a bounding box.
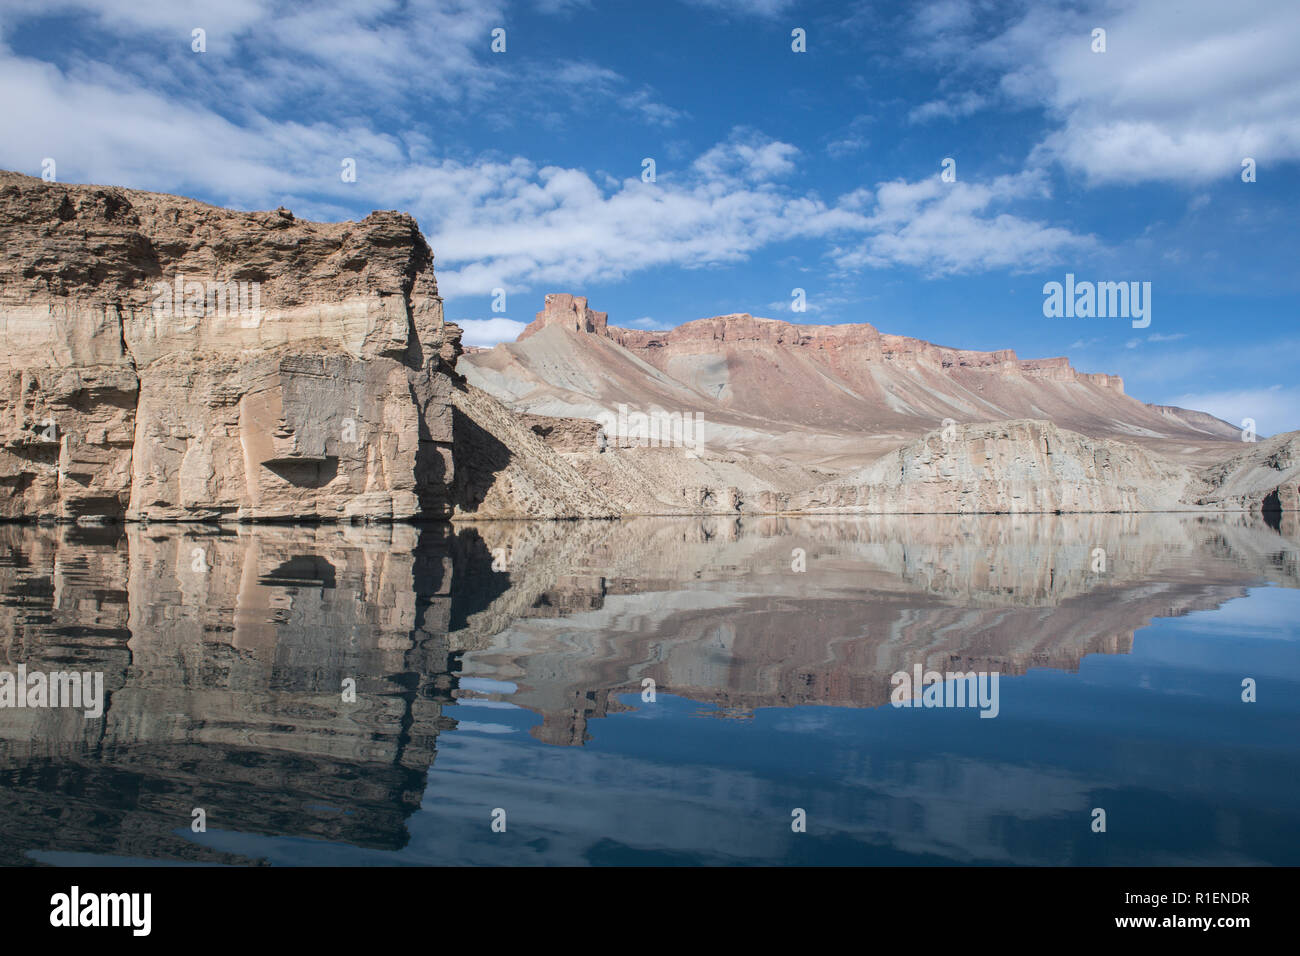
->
[692,128,801,183]
[1125,332,1187,348]
[908,91,987,124]
[826,114,872,158]
[0,0,680,158]
[896,0,1300,185]
[533,0,591,13]
[924,0,1300,184]
[831,170,1094,275]
[913,0,975,36]
[408,138,872,296]
[455,317,529,347]
[1169,386,1299,437]
[682,0,792,19]
[620,88,687,127]
[0,2,1098,299]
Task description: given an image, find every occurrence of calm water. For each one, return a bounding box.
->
[1,514,1297,866]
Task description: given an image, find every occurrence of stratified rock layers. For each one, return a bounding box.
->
[791,420,1195,514]
[0,170,462,521]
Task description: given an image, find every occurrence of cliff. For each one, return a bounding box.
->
[1190,430,1300,514]
[789,420,1194,514]
[0,172,613,521]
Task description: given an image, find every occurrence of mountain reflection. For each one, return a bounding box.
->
[0,513,1296,865]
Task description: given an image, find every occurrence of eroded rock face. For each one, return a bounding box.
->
[0,170,458,521]
[790,420,1195,514]
[1192,431,1300,515]
[519,293,609,340]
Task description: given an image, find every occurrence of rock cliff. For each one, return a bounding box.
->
[789,420,1194,514]
[1190,431,1300,515]
[0,172,613,521]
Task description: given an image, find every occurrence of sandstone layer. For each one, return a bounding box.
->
[0,172,613,521]
[789,420,1194,514]
[464,293,1245,474]
[1190,431,1300,513]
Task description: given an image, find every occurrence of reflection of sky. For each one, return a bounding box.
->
[1158,587,1300,641]
[170,586,1300,867]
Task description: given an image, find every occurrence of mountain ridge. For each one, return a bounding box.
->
[463,292,1244,472]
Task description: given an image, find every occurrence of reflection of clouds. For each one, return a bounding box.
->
[1173,588,1300,640]
[449,722,518,735]
[0,512,1296,865]
[189,694,1283,866]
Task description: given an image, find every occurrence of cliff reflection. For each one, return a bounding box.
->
[0,512,1296,864]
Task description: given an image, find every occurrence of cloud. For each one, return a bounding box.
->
[908,91,988,124]
[0,0,681,166]
[1030,1,1300,184]
[692,128,801,183]
[0,3,1098,299]
[420,147,1092,294]
[4,0,510,111]
[455,317,529,347]
[1169,386,1299,437]
[681,0,793,19]
[825,114,872,158]
[764,294,856,316]
[831,170,1094,275]
[906,0,1300,185]
[533,0,591,13]
[620,88,687,127]
[913,0,976,35]
[0,1,681,206]
[413,136,871,296]
[1125,332,1187,348]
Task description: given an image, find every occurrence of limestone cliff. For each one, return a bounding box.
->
[0,171,613,521]
[789,420,1195,514]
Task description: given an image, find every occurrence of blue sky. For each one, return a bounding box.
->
[1,0,1297,432]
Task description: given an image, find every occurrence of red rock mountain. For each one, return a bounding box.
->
[463,293,1242,471]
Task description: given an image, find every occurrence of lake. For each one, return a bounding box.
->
[1,513,1297,866]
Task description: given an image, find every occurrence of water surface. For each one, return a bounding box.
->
[1,514,1297,866]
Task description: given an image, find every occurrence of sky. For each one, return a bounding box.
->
[1,0,1297,432]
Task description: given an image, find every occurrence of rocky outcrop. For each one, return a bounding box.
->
[3,178,1288,524]
[1190,431,1300,515]
[519,293,608,340]
[517,412,603,452]
[462,293,1300,516]
[0,170,459,521]
[789,420,1194,514]
[448,382,618,518]
[0,173,612,522]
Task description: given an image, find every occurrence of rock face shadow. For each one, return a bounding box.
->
[258,555,337,589]
[262,457,339,489]
[1263,488,1283,531]
[450,405,511,514]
